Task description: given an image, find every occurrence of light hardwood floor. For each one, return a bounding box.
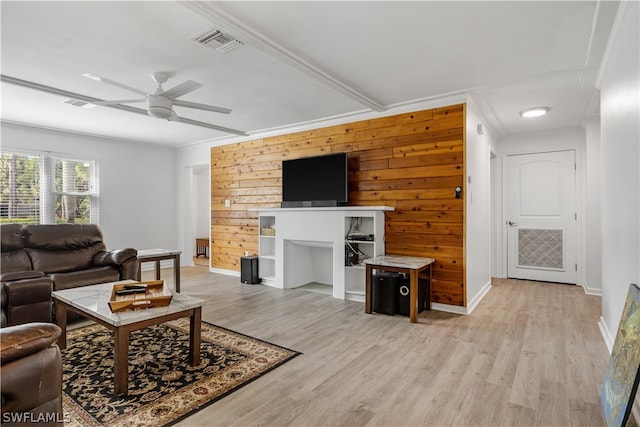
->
[142,266,609,426]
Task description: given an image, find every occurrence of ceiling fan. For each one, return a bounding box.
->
[82,72,247,136]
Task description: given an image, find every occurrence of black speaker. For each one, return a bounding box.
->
[372,271,402,315]
[240,256,260,284]
[397,277,427,316]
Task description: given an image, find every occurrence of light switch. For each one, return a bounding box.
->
[225,199,231,208]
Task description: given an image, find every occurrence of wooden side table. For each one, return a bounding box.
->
[364,255,435,323]
[136,249,182,293]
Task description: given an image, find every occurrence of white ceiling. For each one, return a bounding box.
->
[0,1,619,148]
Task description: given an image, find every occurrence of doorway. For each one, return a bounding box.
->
[506,150,577,284]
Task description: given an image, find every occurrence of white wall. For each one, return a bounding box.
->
[195,167,210,239]
[176,143,210,265]
[597,1,640,350]
[1,123,177,251]
[585,119,602,294]
[495,127,587,285]
[463,100,495,312]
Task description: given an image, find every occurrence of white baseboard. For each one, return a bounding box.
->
[582,280,603,296]
[431,302,471,315]
[211,267,240,277]
[432,280,492,315]
[467,280,493,313]
[598,316,614,353]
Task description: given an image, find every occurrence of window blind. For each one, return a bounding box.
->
[0,152,41,224]
[0,150,99,225]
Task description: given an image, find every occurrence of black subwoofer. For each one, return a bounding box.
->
[397,278,427,316]
[372,271,402,315]
[240,256,260,284]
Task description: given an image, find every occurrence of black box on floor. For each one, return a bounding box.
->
[240,256,261,284]
[372,271,402,315]
[396,277,427,316]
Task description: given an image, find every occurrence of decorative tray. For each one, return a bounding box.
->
[108,280,172,312]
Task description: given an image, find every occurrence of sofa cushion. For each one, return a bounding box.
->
[49,267,119,291]
[27,245,106,273]
[0,224,25,252]
[0,250,33,272]
[24,224,103,250]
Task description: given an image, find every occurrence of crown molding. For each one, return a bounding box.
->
[178,93,469,151]
[595,1,635,89]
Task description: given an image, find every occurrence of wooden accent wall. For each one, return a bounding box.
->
[211,103,466,306]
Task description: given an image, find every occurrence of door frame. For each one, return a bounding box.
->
[495,145,586,288]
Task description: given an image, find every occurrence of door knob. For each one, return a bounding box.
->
[508,221,518,227]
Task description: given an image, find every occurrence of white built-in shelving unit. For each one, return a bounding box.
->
[258,215,276,284]
[252,206,392,302]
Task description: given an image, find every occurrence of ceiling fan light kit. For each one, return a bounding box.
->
[147,95,173,119]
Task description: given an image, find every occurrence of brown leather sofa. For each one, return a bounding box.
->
[0,224,138,327]
[0,322,63,426]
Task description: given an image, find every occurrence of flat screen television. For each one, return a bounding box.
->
[281,152,348,208]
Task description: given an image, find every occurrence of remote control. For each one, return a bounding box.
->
[115,288,147,296]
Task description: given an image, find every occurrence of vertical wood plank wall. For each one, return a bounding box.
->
[211,103,466,306]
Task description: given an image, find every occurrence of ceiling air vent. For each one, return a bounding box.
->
[192,28,243,54]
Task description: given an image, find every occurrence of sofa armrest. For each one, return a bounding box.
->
[0,271,45,282]
[93,248,137,267]
[93,248,139,281]
[0,323,61,364]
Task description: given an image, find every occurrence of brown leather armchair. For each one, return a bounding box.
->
[0,323,63,426]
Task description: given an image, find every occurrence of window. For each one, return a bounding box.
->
[0,150,99,225]
[0,152,41,224]
[52,157,99,224]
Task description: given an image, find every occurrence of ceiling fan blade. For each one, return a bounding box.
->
[160,80,202,100]
[82,73,148,96]
[173,100,231,114]
[88,98,146,107]
[170,114,247,136]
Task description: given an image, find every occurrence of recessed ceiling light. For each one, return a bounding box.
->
[519,107,550,118]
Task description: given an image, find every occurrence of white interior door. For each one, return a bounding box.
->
[506,150,577,284]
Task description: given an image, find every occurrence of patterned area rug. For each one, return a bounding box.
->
[62,319,300,426]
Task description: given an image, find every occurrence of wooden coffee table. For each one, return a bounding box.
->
[53,280,204,396]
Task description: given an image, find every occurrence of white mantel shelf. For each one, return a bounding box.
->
[250,206,394,212]
[254,206,392,301]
